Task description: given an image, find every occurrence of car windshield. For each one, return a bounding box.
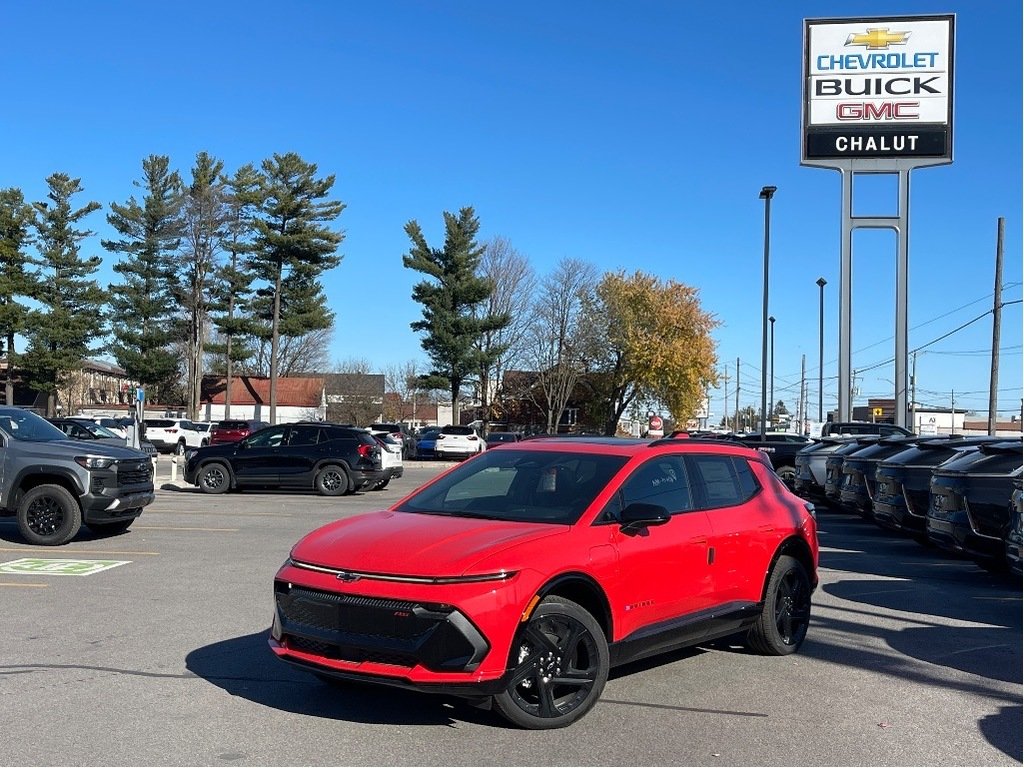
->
[0,408,71,442]
[217,421,250,430]
[487,433,519,443]
[73,421,120,439]
[395,449,629,525]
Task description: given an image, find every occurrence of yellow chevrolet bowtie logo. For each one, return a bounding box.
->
[845,28,911,49]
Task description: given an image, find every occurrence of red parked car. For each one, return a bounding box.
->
[270,436,818,728]
[209,419,269,445]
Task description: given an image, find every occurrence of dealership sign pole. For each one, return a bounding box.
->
[802,14,954,428]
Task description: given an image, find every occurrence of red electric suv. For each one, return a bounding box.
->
[270,436,818,728]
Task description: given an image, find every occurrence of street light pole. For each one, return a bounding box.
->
[816,277,827,423]
[769,315,776,428]
[759,185,776,439]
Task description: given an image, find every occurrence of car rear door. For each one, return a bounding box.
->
[277,425,326,487]
[688,453,779,605]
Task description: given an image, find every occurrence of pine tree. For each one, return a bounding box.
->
[251,153,344,423]
[0,188,37,405]
[208,163,261,417]
[403,207,510,423]
[178,151,229,419]
[22,173,107,415]
[102,155,183,405]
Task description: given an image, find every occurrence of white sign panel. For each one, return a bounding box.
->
[803,15,954,161]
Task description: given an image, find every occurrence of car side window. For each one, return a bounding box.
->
[687,454,760,509]
[245,426,287,448]
[601,456,693,522]
[286,426,322,446]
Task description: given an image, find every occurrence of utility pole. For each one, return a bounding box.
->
[735,357,740,433]
[911,351,918,433]
[951,389,956,435]
[989,217,1004,434]
[722,365,730,430]
[800,354,806,433]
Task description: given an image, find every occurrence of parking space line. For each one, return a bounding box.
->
[0,547,160,556]
[134,526,239,532]
[0,581,48,588]
[149,510,294,517]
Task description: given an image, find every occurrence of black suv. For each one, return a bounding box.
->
[822,421,914,438]
[872,436,996,540]
[836,435,921,519]
[184,422,384,496]
[926,439,1023,571]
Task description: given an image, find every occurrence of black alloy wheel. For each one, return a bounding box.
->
[16,484,82,546]
[198,463,230,494]
[492,596,609,729]
[747,554,812,655]
[315,465,349,496]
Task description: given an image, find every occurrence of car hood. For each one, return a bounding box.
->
[16,439,149,460]
[291,511,566,577]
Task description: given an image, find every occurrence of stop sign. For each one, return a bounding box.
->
[648,415,664,433]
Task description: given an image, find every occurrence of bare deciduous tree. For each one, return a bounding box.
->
[473,237,536,428]
[250,326,333,377]
[524,258,598,434]
[383,360,428,423]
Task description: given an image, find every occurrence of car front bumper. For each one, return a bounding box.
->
[269,560,536,690]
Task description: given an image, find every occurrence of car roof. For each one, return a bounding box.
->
[498,435,761,459]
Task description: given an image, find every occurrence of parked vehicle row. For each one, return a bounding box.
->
[794,433,1023,576]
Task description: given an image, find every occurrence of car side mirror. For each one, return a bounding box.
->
[619,502,671,535]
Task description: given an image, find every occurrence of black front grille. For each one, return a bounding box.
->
[118,462,153,486]
[275,584,488,672]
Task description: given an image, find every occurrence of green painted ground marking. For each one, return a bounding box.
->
[0,558,130,576]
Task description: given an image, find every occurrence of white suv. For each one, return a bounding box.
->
[434,425,486,460]
[145,418,205,455]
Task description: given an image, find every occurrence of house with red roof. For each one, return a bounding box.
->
[199,375,326,423]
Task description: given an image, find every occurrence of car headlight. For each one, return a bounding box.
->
[75,456,115,470]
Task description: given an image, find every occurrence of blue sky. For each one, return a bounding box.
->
[2,1,1020,420]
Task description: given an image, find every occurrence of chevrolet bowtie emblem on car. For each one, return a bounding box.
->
[335,570,361,582]
[845,28,911,49]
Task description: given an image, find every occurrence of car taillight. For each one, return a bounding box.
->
[468,435,477,441]
[167,428,178,433]
[358,444,375,457]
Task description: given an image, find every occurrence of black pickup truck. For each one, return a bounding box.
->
[725,433,813,489]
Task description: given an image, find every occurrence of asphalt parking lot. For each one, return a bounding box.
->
[1,461,1020,766]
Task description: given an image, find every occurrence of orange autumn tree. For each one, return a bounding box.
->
[586,271,719,434]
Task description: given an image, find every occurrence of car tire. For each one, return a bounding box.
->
[746,554,811,655]
[775,465,797,488]
[370,477,390,491]
[492,596,609,730]
[198,462,231,494]
[86,518,135,536]
[315,465,350,497]
[174,440,186,456]
[200,439,209,447]
[16,484,82,546]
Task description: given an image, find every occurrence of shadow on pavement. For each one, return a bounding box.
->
[979,705,1023,762]
[185,630,499,728]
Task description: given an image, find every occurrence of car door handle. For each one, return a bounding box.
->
[758,524,774,533]
[689,535,708,545]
